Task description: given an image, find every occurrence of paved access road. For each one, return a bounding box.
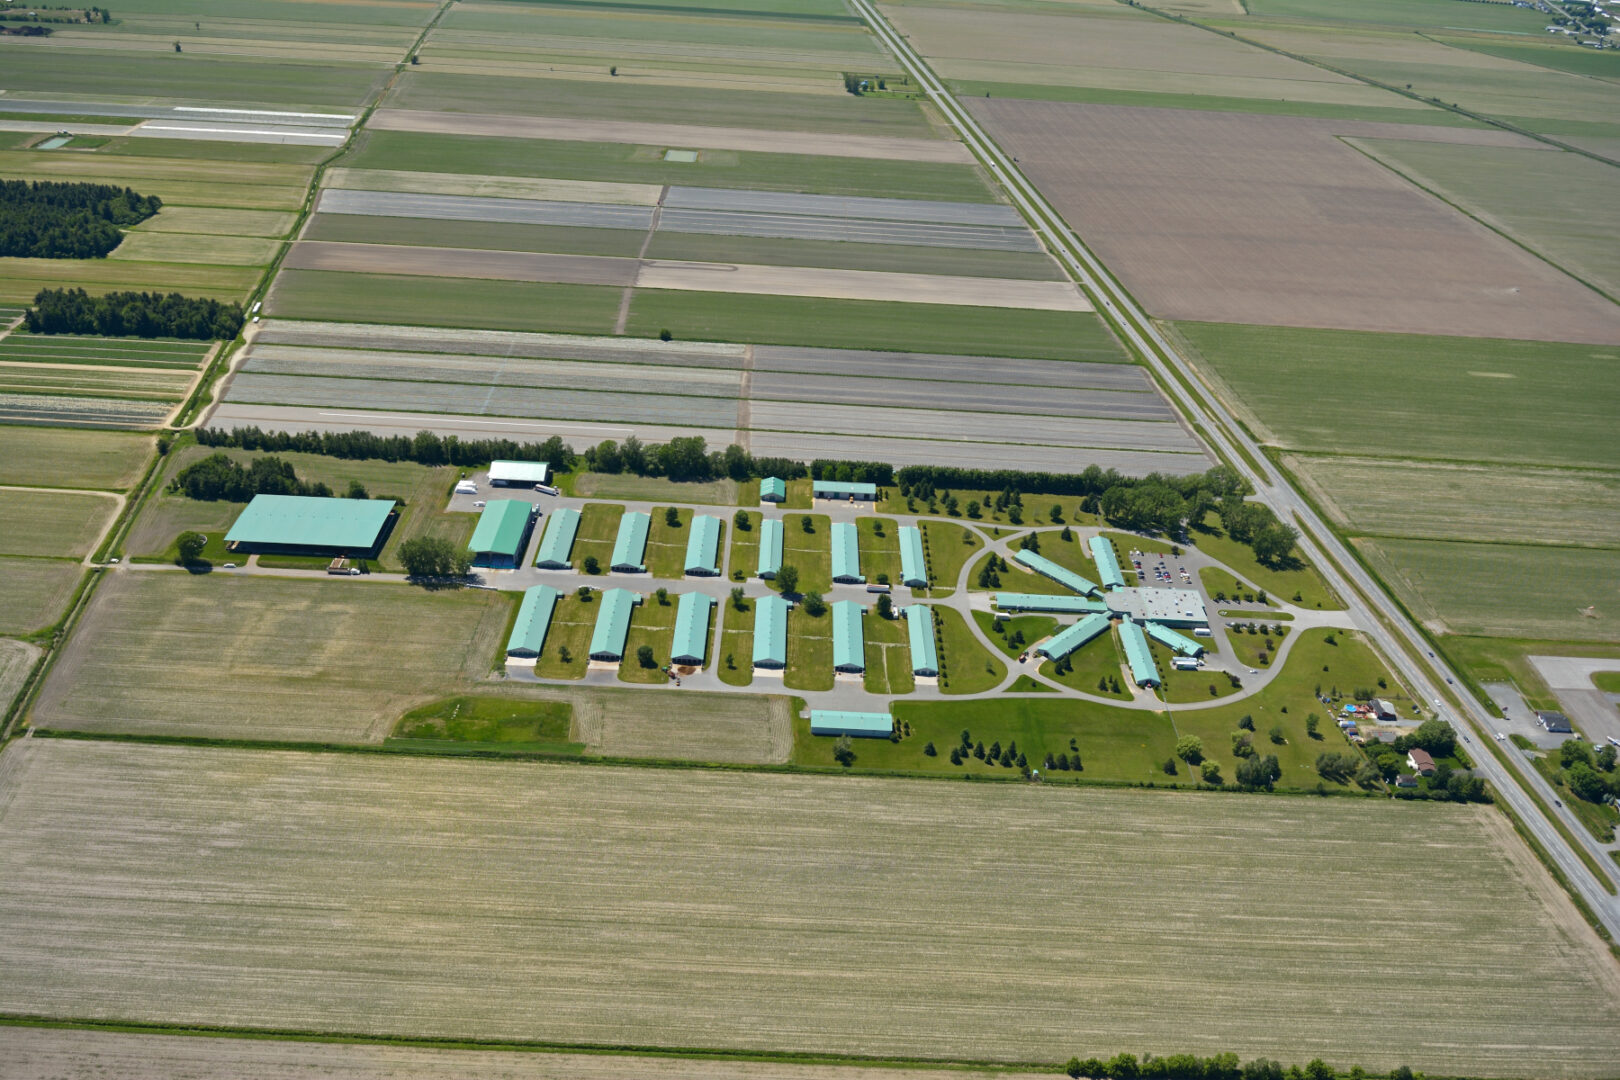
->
[847,0,1620,929]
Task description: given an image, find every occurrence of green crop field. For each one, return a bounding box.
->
[8,740,1617,1073]
[628,292,1124,361]
[1174,322,1620,470]
[0,427,152,490]
[0,46,390,108]
[31,573,514,741]
[0,556,82,635]
[0,489,118,559]
[644,232,1064,280]
[1359,537,1620,643]
[389,695,581,756]
[304,214,648,259]
[1245,0,1547,31]
[342,132,998,203]
[267,270,624,333]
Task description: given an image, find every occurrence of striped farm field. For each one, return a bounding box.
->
[31,573,514,743]
[1,739,1618,1075]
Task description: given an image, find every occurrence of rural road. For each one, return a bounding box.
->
[849,0,1620,930]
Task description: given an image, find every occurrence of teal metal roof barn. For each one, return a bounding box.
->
[753,594,788,668]
[993,593,1108,615]
[831,521,864,584]
[1012,548,1098,596]
[1089,535,1125,590]
[813,479,876,501]
[589,588,640,661]
[1144,620,1205,657]
[760,476,786,502]
[1119,619,1160,687]
[832,599,865,673]
[898,525,927,588]
[534,507,580,569]
[809,710,892,737]
[610,511,650,572]
[671,592,714,666]
[684,514,722,576]
[225,494,395,554]
[757,517,783,579]
[506,585,560,658]
[468,499,536,568]
[904,604,938,677]
[1034,611,1111,662]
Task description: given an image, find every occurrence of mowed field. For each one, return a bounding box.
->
[964,100,1620,343]
[0,427,152,490]
[30,573,513,742]
[1,740,1619,1074]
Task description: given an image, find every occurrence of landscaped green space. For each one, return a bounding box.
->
[343,132,998,203]
[967,550,1073,595]
[645,507,719,581]
[535,593,596,680]
[784,604,834,692]
[620,594,679,685]
[1191,515,1337,610]
[728,510,762,582]
[387,695,582,755]
[267,271,624,334]
[974,610,1057,660]
[776,512,831,595]
[1593,671,1620,694]
[856,516,901,587]
[1039,632,1133,701]
[717,597,755,687]
[570,502,625,575]
[1200,566,1271,606]
[862,610,914,696]
[626,292,1127,361]
[918,519,980,595]
[937,606,1003,695]
[572,473,738,506]
[1155,640,1241,704]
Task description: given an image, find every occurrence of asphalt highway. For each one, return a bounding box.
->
[850,0,1620,933]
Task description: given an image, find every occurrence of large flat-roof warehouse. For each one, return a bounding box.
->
[225,494,396,555]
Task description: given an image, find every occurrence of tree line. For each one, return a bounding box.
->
[26,288,243,339]
[1,180,159,259]
[1065,1053,1419,1080]
[171,453,335,502]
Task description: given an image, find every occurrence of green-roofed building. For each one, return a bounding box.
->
[831,521,863,584]
[1120,619,1160,688]
[506,585,560,659]
[671,592,714,666]
[813,479,876,501]
[760,476,786,503]
[832,599,865,673]
[224,494,396,556]
[757,517,783,579]
[903,604,938,677]
[898,525,927,589]
[1144,620,1206,658]
[1089,534,1125,590]
[1013,548,1098,596]
[468,499,537,568]
[753,594,789,669]
[610,511,650,572]
[589,588,641,662]
[1034,611,1111,662]
[684,514,722,576]
[810,710,892,738]
[993,593,1108,615]
[534,507,580,569]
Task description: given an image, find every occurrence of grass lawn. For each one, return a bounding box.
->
[862,611,914,695]
[626,292,1126,362]
[0,556,81,635]
[805,698,1179,784]
[0,427,152,490]
[717,597,755,687]
[1040,630,1134,701]
[571,502,624,576]
[534,593,597,680]
[728,510,761,582]
[776,512,832,595]
[784,605,834,692]
[645,507,692,580]
[1223,624,1283,671]
[572,473,738,505]
[938,606,1004,694]
[919,519,980,596]
[782,477,813,509]
[1200,566,1272,606]
[857,516,901,587]
[1190,516,1338,610]
[268,270,623,334]
[1593,671,1620,693]
[975,610,1057,659]
[620,595,679,685]
[1155,641,1242,705]
[388,695,582,756]
[1027,528,1095,583]
[344,131,998,204]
